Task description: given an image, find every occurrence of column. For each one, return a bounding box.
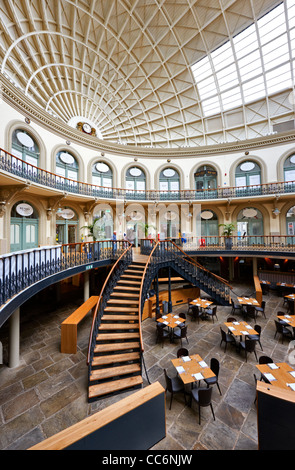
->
[84,270,90,302]
[9,308,20,368]
[168,267,172,312]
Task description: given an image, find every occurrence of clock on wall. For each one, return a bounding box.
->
[77,122,96,136]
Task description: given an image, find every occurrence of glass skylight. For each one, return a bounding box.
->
[192,0,295,117]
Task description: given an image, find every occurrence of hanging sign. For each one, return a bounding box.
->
[16,203,34,217]
[60,208,75,219]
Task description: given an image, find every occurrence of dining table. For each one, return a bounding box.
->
[171,353,215,386]
[189,298,213,310]
[256,362,295,392]
[224,320,259,338]
[157,312,186,330]
[277,314,295,328]
[237,297,260,307]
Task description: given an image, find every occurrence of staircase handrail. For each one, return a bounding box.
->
[138,240,159,353]
[86,241,133,366]
[168,240,232,289]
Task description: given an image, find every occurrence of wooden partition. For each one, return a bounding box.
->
[28,382,165,450]
[143,286,200,320]
[256,381,295,450]
[253,275,263,306]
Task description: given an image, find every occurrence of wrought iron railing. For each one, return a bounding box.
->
[0,240,126,308]
[1,147,295,201]
[180,235,295,252]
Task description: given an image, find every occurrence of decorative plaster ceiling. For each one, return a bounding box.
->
[0,0,293,149]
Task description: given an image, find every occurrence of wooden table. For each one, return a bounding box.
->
[190,298,213,309]
[256,362,295,391]
[157,313,186,330]
[171,354,215,385]
[224,321,258,337]
[237,297,259,307]
[285,294,295,300]
[277,282,295,289]
[260,280,271,285]
[277,315,295,328]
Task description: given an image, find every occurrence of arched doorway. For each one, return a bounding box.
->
[125,167,146,199]
[10,201,39,252]
[159,168,180,200]
[195,166,217,198]
[56,207,79,245]
[92,161,113,196]
[286,206,295,243]
[56,150,79,190]
[237,207,264,244]
[200,210,219,244]
[235,161,261,195]
[11,129,40,178]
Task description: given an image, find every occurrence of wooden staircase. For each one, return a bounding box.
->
[88,253,148,402]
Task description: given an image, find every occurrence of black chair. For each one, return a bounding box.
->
[231,299,242,315]
[259,355,273,364]
[261,283,269,295]
[255,301,266,319]
[190,387,215,425]
[173,325,189,347]
[156,324,170,346]
[277,311,288,324]
[187,298,194,316]
[204,358,222,395]
[248,324,263,350]
[239,338,258,362]
[227,317,237,323]
[274,320,293,343]
[191,305,203,323]
[245,305,257,321]
[220,328,236,352]
[178,312,186,328]
[287,299,295,315]
[177,347,189,358]
[205,305,218,323]
[156,313,168,330]
[164,368,186,410]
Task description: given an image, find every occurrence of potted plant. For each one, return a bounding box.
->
[219,223,236,250]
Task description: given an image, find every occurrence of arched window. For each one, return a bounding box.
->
[56,207,79,244]
[159,168,180,200]
[92,209,113,240]
[286,206,295,243]
[56,151,78,189]
[12,129,40,177]
[235,161,261,195]
[126,167,146,199]
[200,210,218,245]
[194,165,217,198]
[10,201,39,252]
[284,155,295,187]
[237,207,264,244]
[92,161,113,194]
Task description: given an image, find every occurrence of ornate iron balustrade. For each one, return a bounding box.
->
[1,147,295,201]
[0,240,126,308]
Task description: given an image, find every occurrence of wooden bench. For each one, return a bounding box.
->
[61,296,99,354]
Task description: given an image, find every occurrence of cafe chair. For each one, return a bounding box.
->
[156,313,168,330]
[187,298,194,316]
[238,338,258,362]
[156,324,170,347]
[255,301,266,319]
[190,387,215,425]
[227,317,237,323]
[191,305,203,323]
[287,299,295,315]
[258,356,274,383]
[173,325,189,347]
[204,358,222,395]
[274,320,293,343]
[248,324,263,350]
[245,305,257,322]
[261,283,269,295]
[205,305,218,323]
[231,299,242,315]
[178,312,186,328]
[277,311,288,324]
[163,368,186,410]
[177,348,189,358]
[220,327,236,352]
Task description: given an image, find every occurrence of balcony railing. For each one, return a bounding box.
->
[1,147,295,201]
[180,235,295,252]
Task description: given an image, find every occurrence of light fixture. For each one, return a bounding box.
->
[272,208,280,216]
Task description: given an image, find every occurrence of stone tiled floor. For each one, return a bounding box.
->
[0,281,293,450]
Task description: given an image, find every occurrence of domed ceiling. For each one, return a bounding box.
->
[0,0,294,148]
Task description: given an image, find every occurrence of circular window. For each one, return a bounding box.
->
[96,162,110,173]
[59,152,75,164]
[240,162,255,172]
[290,156,295,164]
[129,168,142,177]
[163,168,175,177]
[16,131,34,148]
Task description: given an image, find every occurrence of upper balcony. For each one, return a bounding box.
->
[1,147,295,204]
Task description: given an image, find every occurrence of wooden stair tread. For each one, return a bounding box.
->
[94,342,140,353]
[98,323,139,330]
[117,280,142,285]
[92,352,140,366]
[107,299,139,304]
[104,306,138,312]
[110,292,139,298]
[90,363,141,381]
[101,314,139,321]
[88,376,143,399]
[96,332,140,341]
[113,285,140,290]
